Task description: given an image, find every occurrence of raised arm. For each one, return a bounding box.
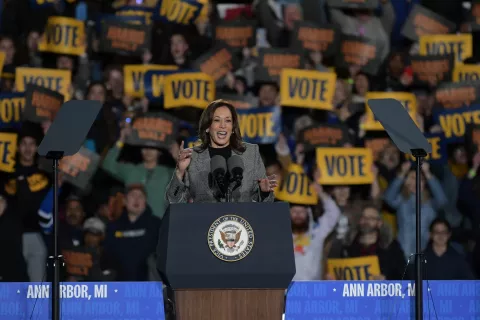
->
[102,128,135,182]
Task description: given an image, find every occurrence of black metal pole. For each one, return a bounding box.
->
[52,158,60,320]
[415,155,423,320]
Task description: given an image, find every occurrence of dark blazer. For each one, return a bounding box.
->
[166,143,274,204]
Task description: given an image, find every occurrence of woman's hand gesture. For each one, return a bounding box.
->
[176,141,193,179]
[258,174,277,192]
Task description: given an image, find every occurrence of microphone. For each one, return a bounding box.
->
[210,155,227,193]
[227,155,244,183]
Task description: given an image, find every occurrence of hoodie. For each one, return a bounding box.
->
[103,207,161,281]
[293,195,340,281]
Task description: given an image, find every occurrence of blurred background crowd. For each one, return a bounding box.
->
[0,0,479,285]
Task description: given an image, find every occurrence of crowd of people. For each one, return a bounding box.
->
[0,0,479,285]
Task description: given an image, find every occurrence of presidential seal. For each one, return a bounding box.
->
[207,215,254,262]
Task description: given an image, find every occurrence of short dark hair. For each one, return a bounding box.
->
[429,218,451,233]
[197,100,246,153]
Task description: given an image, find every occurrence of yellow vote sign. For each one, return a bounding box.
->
[405,135,442,162]
[16,68,71,100]
[419,34,472,65]
[0,94,25,126]
[280,68,336,110]
[38,17,86,56]
[163,72,215,109]
[124,65,178,98]
[453,64,480,82]
[316,147,374,185]
[0,52,5,76]
[327,256,381,280]
[364,92,417,131]
[0,133,17,173]
[275,163,318,205]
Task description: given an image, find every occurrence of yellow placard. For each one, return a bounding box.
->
[275,163,318,205]
[0,94,25,126]
[163,72,215,109]
[419,34,472,65]
[327,256,381,280]
[38,17,86,56]
[453,64,480,82]
[124,65,178,98]
[316,147,374,185]
[382,212,397,237]
[280,68,336,110]
[158,0,203,25]
[0,133,17,173]
[364,92,417,131]
[15,67,71,100]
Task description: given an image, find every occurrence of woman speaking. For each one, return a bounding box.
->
[166,100,277,203]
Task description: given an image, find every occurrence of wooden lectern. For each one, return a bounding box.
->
[157,202,295,320]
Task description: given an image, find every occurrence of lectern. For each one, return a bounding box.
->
[157,202,295,320]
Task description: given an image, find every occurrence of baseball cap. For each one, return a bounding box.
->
[83,217,106,235]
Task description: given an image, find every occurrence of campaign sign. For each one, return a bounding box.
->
[256,48,304,83]
[59,147,101,190]
[115,5,154,25]
[300,123,351,151]
[401,4,456,41]
[0,93,25,129]
[405,132,446,164]
[290,21,339,57]
[419,34,472,65]
[1,281,480,319]
[126,112,178,149]
[154,0,204,25]
[316,147,374,185]
[434,81,480,109]
[23,84,64,123]
[163,72,215,109]
[453,64,480,82]
[275,163,318,205]
[192,45,239,83]
[143,69,178,103]
[337,34,381,75]
[327,256,381,280]
[38,16,86,56]
[0,132,17,172]
[100,20,151,56]
[15,67,71,100]
[124,65,178,98]
[410,54,454,87]
[237,106,281,144]
[214,19,256,51]
[435,104,480,142]
[280,68,336,110]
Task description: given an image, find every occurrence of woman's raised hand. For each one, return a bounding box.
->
[176,141,193,179]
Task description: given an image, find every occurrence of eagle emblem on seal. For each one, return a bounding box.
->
[218,224,244,253]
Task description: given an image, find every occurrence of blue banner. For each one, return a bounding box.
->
[434,104,480,144]
[0,93,25,129]
[115,6,154,25]
[1,281,479,319]
[237,106,281,144]
[144,70,179,103]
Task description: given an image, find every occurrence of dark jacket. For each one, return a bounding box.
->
[103,207,161,281]
[329,222,407,280]
[0,203,28,281]
[423,244,474,280]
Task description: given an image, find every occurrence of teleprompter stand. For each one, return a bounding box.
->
[368,99,432,320]
[38,100,101,320]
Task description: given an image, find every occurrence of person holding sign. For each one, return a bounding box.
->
[383,162,447,260]
[166,100,277,203]
[327,203,406,280]
[291,174,341,280]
